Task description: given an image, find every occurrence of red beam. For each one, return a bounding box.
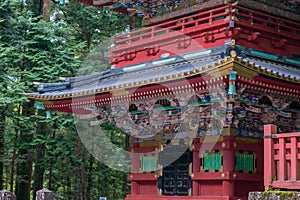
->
[128,173,157,181]
[271,181,300,190]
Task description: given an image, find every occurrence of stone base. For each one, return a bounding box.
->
[248,191,300,200]
[0,190,16,200]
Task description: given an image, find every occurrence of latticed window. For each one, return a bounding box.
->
[202,151,222,172]
[235,151,255,173]
[141,154,157,172]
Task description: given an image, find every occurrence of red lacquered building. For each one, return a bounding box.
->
[26,0,300,199]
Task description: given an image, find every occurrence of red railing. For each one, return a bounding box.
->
[112,5,230,53]
[112,5,300,55]
[237,6,300,40]
[264,124,300,190]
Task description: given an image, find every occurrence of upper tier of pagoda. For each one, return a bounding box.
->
[75,0,300,26]
[107,1,300,68]
[73,1,300,68]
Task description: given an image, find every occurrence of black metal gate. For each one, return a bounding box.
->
[158,146,192,196]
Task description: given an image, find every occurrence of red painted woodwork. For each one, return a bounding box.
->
[222,137,235,197]
[192,136,263,198]
[237,76,300,98]
[235,6,300,42]
[127,136,263,200]
[128,174,158,195]
[125,195,247,200]
[52,2,299,198]
[264,125,300,190]
[43,75,229,114]
[109,5,300,68]
[113,6,230,48]
[234,6,300,59]
[111,5,232,67]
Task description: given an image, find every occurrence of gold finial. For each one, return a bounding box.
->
[230,39,236,47]
[230,50,237,58]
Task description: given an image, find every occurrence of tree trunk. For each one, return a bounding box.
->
[15,148,31,200]
[48,129,55,190]
[32,110,47,200]
[86,155,94,200]
[15,101,35,200]
[0,108,5,190]
[10,145,17,193]
[10,103,21,193]
[43,0,51,20]
[80,147,85,200]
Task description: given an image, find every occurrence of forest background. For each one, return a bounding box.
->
[0,0,140,199]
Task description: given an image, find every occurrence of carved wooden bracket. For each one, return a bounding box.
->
[176,37,192,49]
[202,32,215,43]
[145,45,160,56]
[232,27,242,39]
[271,37,287,48]
[109,56,119,64]
[247,32,260,42]
[224,27,230,36]
[123,50,137,61]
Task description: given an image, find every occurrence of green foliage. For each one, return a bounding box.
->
[58,0,130,75]
[61,1,129,49]
[0,0,131,199]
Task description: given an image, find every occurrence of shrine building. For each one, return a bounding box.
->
[26,0,300,199]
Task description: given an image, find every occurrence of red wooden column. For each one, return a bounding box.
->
[290,136,298,181]
[264,124,277,190]
[131,181,139,195]
[278,138,285,181]
[130,146,140,195]
[256,138,264,175]
[222,136,235,197]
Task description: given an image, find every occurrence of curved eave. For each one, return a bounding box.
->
[38,75,228,114]
[24,57,234,101]
[25,56,300,102]
[232,57,300,84]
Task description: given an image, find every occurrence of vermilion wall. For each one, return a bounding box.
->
[128,136,264,199]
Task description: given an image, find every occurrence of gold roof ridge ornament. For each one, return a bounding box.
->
[221,39,246,59]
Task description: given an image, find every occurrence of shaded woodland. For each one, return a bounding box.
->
[0,0,137,199]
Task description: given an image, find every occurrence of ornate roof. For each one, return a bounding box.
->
[25,44,300,102]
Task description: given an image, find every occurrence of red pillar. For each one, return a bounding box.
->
[291,136,298,181]
[131,181,139,195]
[256,139,264,175]
[222,136,235,197]
[278,137,285,181]
[192,180,199,196]
[264,124,277,190]
[131,149,140,174]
